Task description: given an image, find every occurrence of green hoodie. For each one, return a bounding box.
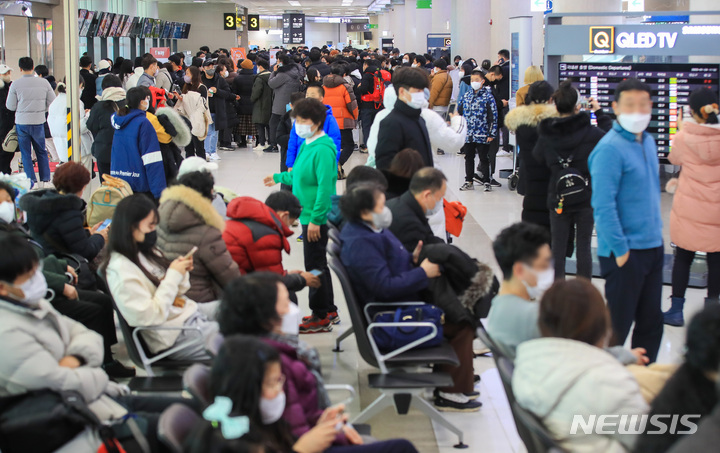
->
[273,133,337,226]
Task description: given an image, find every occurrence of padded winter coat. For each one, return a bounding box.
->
[387,190,445,253]
[429,70,453,109]
[268,63,302,116]
[323,74,358,129]
[157,185,240,303]
[668,119,720,252]
[201,73,233,131]
[251,70,273,124]
[87,88,125,165]
[232,68,255,116]
[175,86,210,139]
[376,99,433,170]
[19,189,105,260]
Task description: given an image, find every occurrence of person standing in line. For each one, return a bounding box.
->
[266,53,301,153]
[87,75,126,180]
[483,65,506,188]
[663,88,720,326]
[323,64,358,177]
[515,66,544,107]
[357,59,383,153]
[232,58,257,148]
[251,58,273,149]
[0,65,15,175]
[137,55,159,88]
[458,69,498,192]
[176,66,210,160]
[6,57,55,187]
[496,49,511,152]
[589,78,664,363]
[79,55,98,109]
[201,59,233,162]
[428,59,452,115]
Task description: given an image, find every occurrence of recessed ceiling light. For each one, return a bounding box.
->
[288,1,301,6]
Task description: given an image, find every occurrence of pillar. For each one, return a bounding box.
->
[431,0,451,34]
[389,4,406,51]
[451,0,491,62]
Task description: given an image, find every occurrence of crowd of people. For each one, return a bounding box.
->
[0,40,718,453]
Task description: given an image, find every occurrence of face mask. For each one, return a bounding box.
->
[138,230,157,252]
[281,302,301,336]
[407,91,426,110]
[372,206,393,230]
[522,265,555,300]
[0,201,14,223]
[303,75,309,82]
[153,67,159,76]
[402,59,409,64]
[295,123,315,139]
[471,81,483,91]
[205,68,215,77]
[260,391,286,425]
[10,266,49,307]
[458,71,464,77]
[425,198,443,217]
[277,63,283,68]
[140,99,150,111]
[617,113,651,134]
[285,103,292,112]
[223,71,229,78]
[411,63,419,68]
[183,74,191,84]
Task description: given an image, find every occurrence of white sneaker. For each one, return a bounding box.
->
[209,153,221,161]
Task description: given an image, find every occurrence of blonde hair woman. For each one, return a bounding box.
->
[515,66,544,107]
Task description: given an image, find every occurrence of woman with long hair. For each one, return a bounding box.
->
[103,194,219,360]
[177,65,210,159]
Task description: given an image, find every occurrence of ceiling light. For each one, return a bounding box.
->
[288,1,301,5]
[193,0,207,3]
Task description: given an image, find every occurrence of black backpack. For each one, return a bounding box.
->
[551,150,590,213]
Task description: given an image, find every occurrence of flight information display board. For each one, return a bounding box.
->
[558,62,720,160]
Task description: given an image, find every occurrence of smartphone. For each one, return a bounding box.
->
[310,269,323,277]
[447,103,457,115]
[172,84,182,95]
[184,246,198,259]
[97,219,112,231]
[579,97,590,110]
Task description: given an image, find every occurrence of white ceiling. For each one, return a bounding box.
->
[240,0,374,17]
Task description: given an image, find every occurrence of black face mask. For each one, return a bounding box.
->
[138,230,157,253]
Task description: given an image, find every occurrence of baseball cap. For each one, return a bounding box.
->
[178,156,218,178]
[97,60,111,71]
[0,65,12,75]
[202,59,216,67]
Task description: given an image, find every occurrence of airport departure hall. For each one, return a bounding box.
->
[0,0,719,452]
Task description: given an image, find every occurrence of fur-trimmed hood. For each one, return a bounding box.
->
[504,103,558,132]
[459,261,495,312]
[159,185,225,233]
[19,190,85,232]
[156,106,192,147]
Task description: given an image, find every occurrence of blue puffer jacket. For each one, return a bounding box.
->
[110,109,166,199]
[285,105,341,168]
[459,86,498,143]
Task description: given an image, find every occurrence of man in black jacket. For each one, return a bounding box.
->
[201,59,234,161]
[357,59,383,151]
[496,49,511,151]
[307,49,331,78]
[79,56,98,109]
[86,75,126,179]
[375,67,433,169]
[387,167,447,252]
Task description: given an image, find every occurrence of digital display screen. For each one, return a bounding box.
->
[559,62,720,160]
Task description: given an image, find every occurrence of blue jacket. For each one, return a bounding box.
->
[340,221,428,305]
[459,86,498,143]
[110,109,166,199]
[588,121,663,258]
[457,80,471,105]
[286,105,341,167]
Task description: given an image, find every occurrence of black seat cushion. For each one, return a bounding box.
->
[384,342,460,367]
[368,371,454,389]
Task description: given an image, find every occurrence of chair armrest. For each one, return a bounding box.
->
[366,321,438,374]
[363,301,427,324]
[131,325,204,363]
[324,384,356,406]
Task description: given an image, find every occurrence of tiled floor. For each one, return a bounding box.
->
[128,142,703,453]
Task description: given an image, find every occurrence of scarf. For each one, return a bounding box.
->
[101,87,126,102]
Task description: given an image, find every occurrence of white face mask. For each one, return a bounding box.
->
[140,98,150,111]
[411,63,419,68]
[295,123,315,139]
[402,58,409,64]
[471,81,483,91]
[406,91,426,110]
[281,302,300,336]
[223,71,229,78]
[372,206,393,230]
[617,113,651,134]
[0,201,14,223]
[433,68,439,75]
[522,264,555,300]
[9,266,49,307]
[425,198,443,217]
[260,391,286,425]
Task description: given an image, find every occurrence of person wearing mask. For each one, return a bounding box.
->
[156,62,174,93]
[87,74,125,179]
[47,80,93,168]
[264,98,338,334]
[223,191,317,296]
[512,279,649,453]
[376,68,433,169]
[456,62,475,110]
[110,86,166,200]
[458,69,498,191]
[428,59,452,115]
[6,56,55,187]
[339,183,480,412]
[486,222,552,357]
[504,81,556,229]
[157,171,239,303]
[118,58,136,89]
[201,59,233,161]
[307,49,331,78]
[589,78,664,363]
[357,59,383,152]
[20,161,108,259]
[168,54,185,85]
[286,85,341,172]
[94,59,112,96]
[78,55,97,109]
[0,65,15,174]
[104,194,219,360]
[387,167,447,252]
[663,88,720,326]
[35,64,56,90]
[267,53,302,153]
[412,55,427,72]
[323,64,358,177]
[217,62,240,151]
[515,66,544,107]
[232,58,257,148]
[482,65,506,187]
[137,55,158,88]
[496,49,511,152]
[533,80,608,280]
[251,58,273,149]
[176,66,210,160]
[144,100,190,185]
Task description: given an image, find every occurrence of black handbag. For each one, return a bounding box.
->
[371,304,444,353]
[0,390,122,453]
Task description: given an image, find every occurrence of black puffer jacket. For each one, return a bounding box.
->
[533,111,607,213]
[19,190,105,261]
[0,79,16,140]
[504,104,558,231]
[201,73,233,130]
[381,170,410,200]
[376,99,433,170]
[308,61,331,78]
[386,191,444,253]
[87,94,125,165]
[232,68,255,116]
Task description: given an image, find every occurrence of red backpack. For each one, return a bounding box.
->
[361,70,386,109]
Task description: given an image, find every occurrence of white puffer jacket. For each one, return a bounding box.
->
[175,89,211,140]
[48,92,94,162]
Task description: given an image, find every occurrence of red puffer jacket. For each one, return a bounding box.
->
[223,196,293,275]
